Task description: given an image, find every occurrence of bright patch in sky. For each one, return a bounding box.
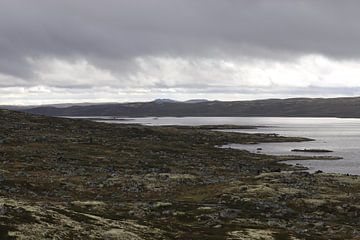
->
[1,54,360,105]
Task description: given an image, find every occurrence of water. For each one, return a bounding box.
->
[88,117,360,175]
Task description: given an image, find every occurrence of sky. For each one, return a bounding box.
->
[1,0,360,105]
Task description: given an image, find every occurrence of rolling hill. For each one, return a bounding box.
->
[7,97,360,118]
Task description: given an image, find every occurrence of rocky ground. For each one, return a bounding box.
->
[0,109,359,239]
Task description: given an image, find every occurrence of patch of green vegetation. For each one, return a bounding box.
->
[273,231,291,240]
[0,225,16,240]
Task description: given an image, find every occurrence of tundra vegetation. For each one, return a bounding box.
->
[0,110,359,239]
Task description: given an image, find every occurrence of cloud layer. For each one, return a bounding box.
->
[1,0,360,104]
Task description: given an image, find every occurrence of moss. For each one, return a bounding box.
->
[273,231,292,240]
[0,225,16,240]
[0,110,359,239]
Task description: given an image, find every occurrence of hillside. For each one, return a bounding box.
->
[0,109,359,239]
[16,97,360,118]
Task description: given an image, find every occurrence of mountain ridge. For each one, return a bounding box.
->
[5,96,360,118]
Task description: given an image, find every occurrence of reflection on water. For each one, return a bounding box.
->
[81,116,360,175]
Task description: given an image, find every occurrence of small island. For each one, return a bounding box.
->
[291,148,333,153]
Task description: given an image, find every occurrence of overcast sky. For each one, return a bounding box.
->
[1,0,360,105]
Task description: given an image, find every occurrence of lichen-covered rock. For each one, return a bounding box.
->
[0,110,359,239]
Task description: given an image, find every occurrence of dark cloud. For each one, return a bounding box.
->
[0,0,360,78]
[1,0,360,104]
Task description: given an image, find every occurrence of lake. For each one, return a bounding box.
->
[87,116,360,175]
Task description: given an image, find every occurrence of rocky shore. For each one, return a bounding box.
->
[0,109,359,239]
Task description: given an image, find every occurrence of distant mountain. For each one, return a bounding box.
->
[8,97,360,118]
[184,99,209,103]
[153,99,209,104]
[152,99,179,104]
[0,99,207,111]
[0,105,33,111]
[0,102,118,111]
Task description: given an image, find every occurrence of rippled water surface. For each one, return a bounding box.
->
[88,117,360,175]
